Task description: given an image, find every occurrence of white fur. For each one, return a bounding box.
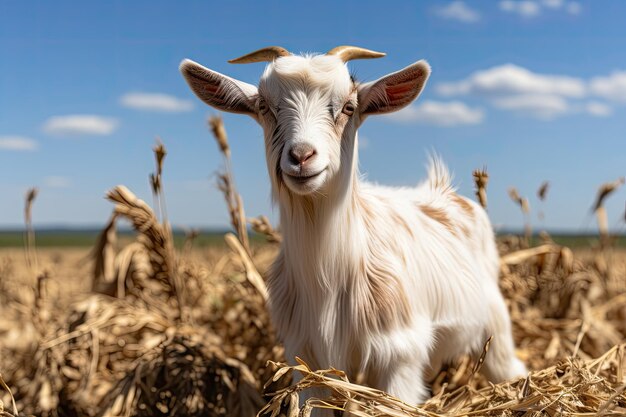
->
[180,52,527,410]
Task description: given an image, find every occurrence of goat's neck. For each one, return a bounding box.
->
[277,137,363,288]
[278,177,359,242]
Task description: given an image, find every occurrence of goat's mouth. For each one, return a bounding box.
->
[282,168,327,194]
[284,169,325,183]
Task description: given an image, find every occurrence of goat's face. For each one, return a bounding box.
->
[257,55,357,195]
[180,47,430,197]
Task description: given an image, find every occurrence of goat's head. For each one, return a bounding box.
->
[180,46,430,198]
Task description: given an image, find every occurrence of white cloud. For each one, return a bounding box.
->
[120,92,194,112]
[542,0,564,8]
[43,115,118,136]
[585,101,613,117]
[436,64,586,98]
[566,1,581,14]
[492,94,569,119]
[387,101,484,126]
[435,1,481,23]
[435,64,625,121]
[43,176,71,188]
[500,0,581,17]
[492,96,613,120]
[499,0,541,17]
[589,71,626,103]
[0,136,39,151]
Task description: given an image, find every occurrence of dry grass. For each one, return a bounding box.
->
[210,115,251,255]
[0,187,279,416]
[1,124,625,417]
[472,167,489,210]
[262,345,626,416]
[23,188,38,272]
[508,187,532,247]
[592,177,625,247]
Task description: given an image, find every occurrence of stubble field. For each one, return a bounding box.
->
[1,124,625,416]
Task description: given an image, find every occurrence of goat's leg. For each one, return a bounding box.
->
[283,344,335,416]
[481,295,527,382]
[374,358,429,406]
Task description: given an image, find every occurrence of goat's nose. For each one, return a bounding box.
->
[288,145,316,166]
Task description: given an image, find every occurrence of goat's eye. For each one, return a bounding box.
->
[342,102,355,116]
[258,98,269,114]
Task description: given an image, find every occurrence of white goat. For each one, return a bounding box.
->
[180,45,527,406]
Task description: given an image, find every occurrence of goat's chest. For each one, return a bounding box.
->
[271,259,409,372]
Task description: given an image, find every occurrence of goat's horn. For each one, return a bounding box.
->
[228,46,291,64]
[326,45,386,62]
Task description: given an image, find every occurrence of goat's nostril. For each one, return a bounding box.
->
[301,150,316,163]
[288,149,300,165]
[289,147,317,165]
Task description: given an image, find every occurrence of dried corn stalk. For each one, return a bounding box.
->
[209,115,230,158]
[224,233,268,301]
[106,186,181,313]
[91,213,118,289]
[592,177,624,246]
[0,373,18,417]
[592,177,624,213]
[99,331,264,417]
[537,181,549,201]
[472,167,489,209]
[248,215,282,243]
[263,345,626,417]
[210,115,251,254]
[150,139,168,221]
[23,187,38,271]
[508,187,532,246]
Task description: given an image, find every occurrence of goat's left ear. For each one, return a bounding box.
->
[358,60,430,117]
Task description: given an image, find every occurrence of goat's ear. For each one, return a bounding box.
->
[358,60,430,117]
[179,59,257,116]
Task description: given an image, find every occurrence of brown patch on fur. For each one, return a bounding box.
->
[359,195,414,239]
[361,260,412,333]
[458,224,471,239]
[390,209,414,238]
[451,194,474,238]
[452,194,474,219]
[419,204,456,235]
[356,198,412,333]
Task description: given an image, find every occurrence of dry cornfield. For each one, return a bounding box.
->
[1,120,625,416]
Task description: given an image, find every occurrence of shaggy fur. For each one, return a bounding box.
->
[180,50,527,410]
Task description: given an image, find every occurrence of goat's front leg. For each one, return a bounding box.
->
[283,344,335,417]
[374,358,429,406]
[366,326,433,406]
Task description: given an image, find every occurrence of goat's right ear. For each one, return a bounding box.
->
[358,60,430,117]
[179,59,258,116]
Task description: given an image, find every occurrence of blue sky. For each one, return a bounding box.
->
[1,0,625,232]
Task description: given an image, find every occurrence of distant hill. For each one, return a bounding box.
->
[0,228,623,248]
[0,228,236,248]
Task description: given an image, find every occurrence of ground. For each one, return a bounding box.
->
[1,234,625,416]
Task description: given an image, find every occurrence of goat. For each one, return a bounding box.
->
[180,45,527,407]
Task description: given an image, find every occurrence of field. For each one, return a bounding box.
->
[1,126,626,417]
